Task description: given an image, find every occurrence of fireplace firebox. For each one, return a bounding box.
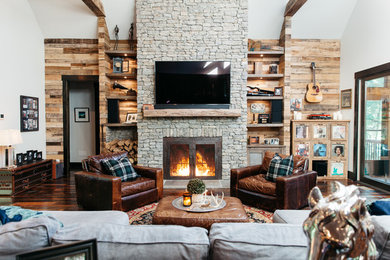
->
[163,137,222,180]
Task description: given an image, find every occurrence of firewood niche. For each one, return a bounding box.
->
[104,139,138,164]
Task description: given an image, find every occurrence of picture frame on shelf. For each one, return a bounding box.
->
[331,125,346,140]
[126,113,137,123]
[330,161,345,177]
[16,239,97,260]
[20,96,39,132]
[74,108,90,123]
[37,151,43,160]
[313,124,327,139]
[22,153,28,164]
[295,143,310,157]
[112,57,123,73]
[248,136,260,145]
[16,153,23,166]
[33,150,38,161]
[295,124,309,139]
[274,87,283,96]
[313,143,327,158]
[331,143,345,158]
[27,150,34,162]
[290,98,302,111]
[341,89,352,109]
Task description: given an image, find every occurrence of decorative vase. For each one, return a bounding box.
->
[192,190,207,204]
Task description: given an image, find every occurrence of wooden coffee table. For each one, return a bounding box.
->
[152,196,249,229]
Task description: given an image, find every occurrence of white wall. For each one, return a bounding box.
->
[340,0,390,173]
[69,84,96,162]
[0,0,46,156]
[102,0,136,40]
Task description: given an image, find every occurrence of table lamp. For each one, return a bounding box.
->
[0,129,23,168]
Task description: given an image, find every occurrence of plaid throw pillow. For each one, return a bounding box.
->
[102,157,139,182]
[265,153,294,182]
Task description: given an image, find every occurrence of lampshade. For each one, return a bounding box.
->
[0,129,23,146]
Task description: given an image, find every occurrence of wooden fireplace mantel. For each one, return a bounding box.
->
[143,109,241,118]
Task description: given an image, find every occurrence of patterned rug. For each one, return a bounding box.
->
[127,202,273,225]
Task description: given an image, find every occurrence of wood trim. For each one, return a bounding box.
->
[82,0,105,17]
[284,0,307,17]
[143,109,241,118]
[44,39,98,44]
[355,61,390,79]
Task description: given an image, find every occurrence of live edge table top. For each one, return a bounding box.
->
[152,196,249,229]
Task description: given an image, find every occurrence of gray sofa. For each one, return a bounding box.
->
[0,210,389,259]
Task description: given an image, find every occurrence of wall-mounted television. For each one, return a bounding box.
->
[155,61,231,109]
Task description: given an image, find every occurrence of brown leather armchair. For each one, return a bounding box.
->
[74,152,163,211]
[231,151,317,211]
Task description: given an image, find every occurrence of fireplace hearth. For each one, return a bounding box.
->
[163,137,222,180]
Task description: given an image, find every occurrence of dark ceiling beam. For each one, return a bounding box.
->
[82,0,105,17]
[284,0,307,17]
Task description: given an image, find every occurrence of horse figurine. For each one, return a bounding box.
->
[303,182,377,260]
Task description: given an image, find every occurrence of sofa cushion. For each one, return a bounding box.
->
[121,177,156,197]
[273,210,311,225]
[42,210,130,226]
[209,223,308,260]
[372,215,390,260]
[238,174,276,196]
[266,154,293,182]
[87,152,128,174]
[102,156,140,181]
[0,216,62,256]
[261,151,306,175]
[52,223,210,260]
[368,199,390,216]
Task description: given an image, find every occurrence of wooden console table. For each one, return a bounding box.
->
[0,159,53,196]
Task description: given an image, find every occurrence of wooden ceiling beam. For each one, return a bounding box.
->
[284,0,307,17]
[82,0,105,17]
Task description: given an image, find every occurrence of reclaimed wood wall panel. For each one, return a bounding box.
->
[290,39,340,117]
[45,39,99,160]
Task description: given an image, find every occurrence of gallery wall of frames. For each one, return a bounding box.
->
[292,120,349,179]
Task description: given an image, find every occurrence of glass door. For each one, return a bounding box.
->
[360,74,390,188]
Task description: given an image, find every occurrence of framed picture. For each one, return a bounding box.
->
[274,87,283,96]
[295,143,310,157]
[16,153,23,166]
[331,143,345,158]
[37,151,43,160]
[33,150,38,161]
[74,108,90,122]
[122,60,129,72]
[290,98,302,111]
[341,89,352,109]
[313,125,327,139]
[248,136,260,145]
[20,96,39,132]
[332,125,346,140]
[295,124,309,139]
[330,161,345,177]
[313,143,327,158]
[27,150,34,162]
[126,113,137,123]
[16,239,97,260]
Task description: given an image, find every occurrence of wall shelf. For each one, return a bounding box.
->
[247,123,283,128]
[143,109,241,118]
[247,74,284,80]
[106,95,137,101]
[247,144,285,148]
[248,50,284,56]
[106,73,136,79]
[105,50,137,58]
[247,96,283,100]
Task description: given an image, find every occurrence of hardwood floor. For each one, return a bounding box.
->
[2,173,389,211]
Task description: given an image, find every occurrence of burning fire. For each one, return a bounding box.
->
[171,152,215,177]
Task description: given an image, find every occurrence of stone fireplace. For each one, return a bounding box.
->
[163,137,222,180]
[136,0,248,182]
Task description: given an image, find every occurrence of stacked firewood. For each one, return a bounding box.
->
[104,139,138,164]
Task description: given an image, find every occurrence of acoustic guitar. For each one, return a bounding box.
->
[305,62,323,103]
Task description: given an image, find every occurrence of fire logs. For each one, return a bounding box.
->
[104,139,138,164]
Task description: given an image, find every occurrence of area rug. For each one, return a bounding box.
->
[127,203,273,225]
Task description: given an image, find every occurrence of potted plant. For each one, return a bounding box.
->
[187,178,206,203]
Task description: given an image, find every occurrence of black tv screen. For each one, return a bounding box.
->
[155,61,231,109]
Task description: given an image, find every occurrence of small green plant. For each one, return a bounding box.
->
[187,178,206,194]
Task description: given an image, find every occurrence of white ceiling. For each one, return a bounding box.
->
[291,0,358,39]
[27,0,358,40]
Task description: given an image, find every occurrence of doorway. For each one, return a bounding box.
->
[62,76,99,175]
[355,62,390,191]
